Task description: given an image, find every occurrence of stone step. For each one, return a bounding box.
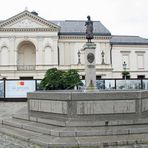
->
[13,113,148,127]
[13,114,67,126]
[1,124,148,147]
[3,117,148,137]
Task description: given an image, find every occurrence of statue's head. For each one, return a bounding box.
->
[87,15,91,20]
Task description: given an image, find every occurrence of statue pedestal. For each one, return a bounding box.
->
[83,42,96,91]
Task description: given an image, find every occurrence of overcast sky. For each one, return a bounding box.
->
[0,0,148,38]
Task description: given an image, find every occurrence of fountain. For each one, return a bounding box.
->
[2,16,148,147]
[26,16,148,126]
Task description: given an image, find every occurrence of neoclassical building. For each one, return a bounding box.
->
[0,10,148,79]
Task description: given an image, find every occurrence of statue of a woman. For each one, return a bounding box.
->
[85,16,94,42]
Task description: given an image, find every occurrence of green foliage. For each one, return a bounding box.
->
[63,69,83,89]
[40,68,83,90]
[122,71,130,76]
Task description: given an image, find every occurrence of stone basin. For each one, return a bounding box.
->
[27,90,148,125]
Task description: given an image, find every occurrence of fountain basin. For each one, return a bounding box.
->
[27,90,148,123]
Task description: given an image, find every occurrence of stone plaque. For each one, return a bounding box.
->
[87,53,95,63]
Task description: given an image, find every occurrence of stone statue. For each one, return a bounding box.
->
[85,16,94,42]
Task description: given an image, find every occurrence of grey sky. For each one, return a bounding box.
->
[0,0,148,38]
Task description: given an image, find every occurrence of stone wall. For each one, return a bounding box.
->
[27,90,148,120]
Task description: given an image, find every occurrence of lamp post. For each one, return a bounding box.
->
[123,61,127,89]
[101,51,105,64]
[77,50,81,65]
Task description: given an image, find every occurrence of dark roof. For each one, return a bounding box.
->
[51,20,111,36]
[111,35,148,45]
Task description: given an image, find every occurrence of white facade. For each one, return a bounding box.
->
[112,44,148,78]
[0,10,148,79]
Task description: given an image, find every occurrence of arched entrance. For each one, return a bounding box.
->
[17,41,36,70]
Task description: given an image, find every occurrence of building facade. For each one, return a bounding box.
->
[0,10,148,79]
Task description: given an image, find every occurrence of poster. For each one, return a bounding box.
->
[0,80,4,98]
[105,80,115,89]
[6,80,35,98]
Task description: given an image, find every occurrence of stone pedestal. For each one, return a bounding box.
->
[27,90,148,122]
[83,42,96,90]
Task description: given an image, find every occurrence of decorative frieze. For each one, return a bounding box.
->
[0,28,57,32]
[59,35,111,40]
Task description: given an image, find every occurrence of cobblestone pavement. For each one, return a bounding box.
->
[0,132,42,148]
[0,102,43,148]
[0,102,147,148]
[0,102,27,120]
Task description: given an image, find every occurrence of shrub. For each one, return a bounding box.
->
[40,68,83,90]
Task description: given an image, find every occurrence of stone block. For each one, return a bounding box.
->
[71,91,140,101]
[29,92,71,100]
[77,100,135,114]
[29,99,67,114]
[142,99,148,112]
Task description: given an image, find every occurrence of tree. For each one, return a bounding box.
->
[63,69,83,89]
[39,68,64,90]
[40,68,83,90]
[122,71,130,79]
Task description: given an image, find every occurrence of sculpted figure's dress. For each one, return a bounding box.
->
[85,16,94,42]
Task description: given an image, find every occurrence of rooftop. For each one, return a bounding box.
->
[111,35,148,45]
[52,20,111,36]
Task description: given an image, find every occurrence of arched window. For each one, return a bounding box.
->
[0,46,9,65]
[17,41,36,70]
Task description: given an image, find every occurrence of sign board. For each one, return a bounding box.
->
[6,80,35,98]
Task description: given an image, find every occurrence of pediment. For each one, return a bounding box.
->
[0,10,60,31]
[6,18,48,28]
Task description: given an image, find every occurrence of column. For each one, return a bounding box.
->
[83,42,96,90]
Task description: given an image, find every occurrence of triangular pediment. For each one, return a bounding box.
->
[0,10,60,31]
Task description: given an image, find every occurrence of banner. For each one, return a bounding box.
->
[6,80,35,98]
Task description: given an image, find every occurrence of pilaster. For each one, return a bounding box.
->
[9,36,16,65]
[52,38,58,65]
[36,37,43,65]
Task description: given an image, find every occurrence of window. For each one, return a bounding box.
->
[96,75,102,79]
[122,75,130,79]
[135,51,145,70]
[120,51,130,69]
[137,75,145,79]
[0,46,9,65]
[137,55,144,69]
[82,76,85,80]
[20,77,33,80]
[122,54,129,69]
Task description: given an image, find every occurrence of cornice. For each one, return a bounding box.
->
[0,28,58,32]
[120,51,131,53]
[59,35,111,40]
[135,51,146,53]
[112,44,148,48]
